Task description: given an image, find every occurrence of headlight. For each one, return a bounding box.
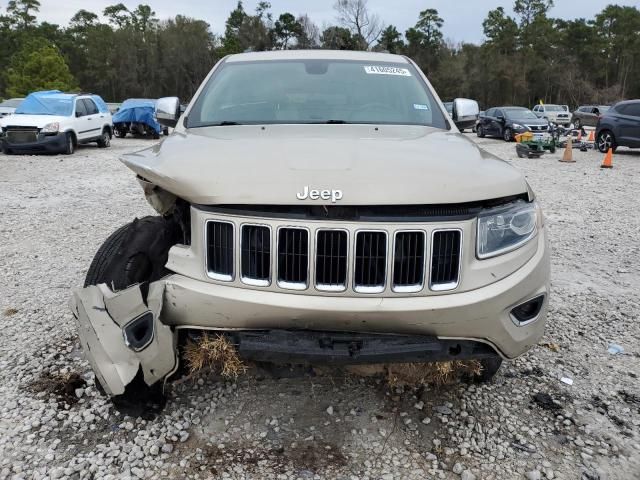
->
[477,201,538,259]
[512,123,524,130]
[42,122,59,133]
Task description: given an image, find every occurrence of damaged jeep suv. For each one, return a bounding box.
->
[71,51,550,401]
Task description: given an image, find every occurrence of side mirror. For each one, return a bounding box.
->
[452,98,479,122]
[156,97,180,128]
[497,115,505,122]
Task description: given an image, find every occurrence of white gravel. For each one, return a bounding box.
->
[1,135,639,479]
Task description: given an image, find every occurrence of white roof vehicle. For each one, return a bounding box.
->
[0,97,23,118]
[532,104,571,126]
[0,90,113,155]
[70,50,550,403]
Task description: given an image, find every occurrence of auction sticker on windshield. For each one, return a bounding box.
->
[364,66,411,76]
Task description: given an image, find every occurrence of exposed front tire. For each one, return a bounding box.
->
[97,129,111,148]
[84,216,181,405]
[64,132,75,155]
[503,128,513,142]
[596,130,617,153]
[476,125,485,138]
[114,128,127,138]
[476,357,503,383]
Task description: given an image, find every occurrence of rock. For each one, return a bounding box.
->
[149,445,159,456]
[453,462,464,474]
[461,471,476,480]
[161,444,174,454]
[326,406,334,415]
[526,470,542,480]
[435,405,453,415]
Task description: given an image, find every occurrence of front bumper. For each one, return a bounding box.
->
[71,229,549,395]
[1,132,66,153]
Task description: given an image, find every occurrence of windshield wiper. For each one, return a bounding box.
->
[203,121,244,127]
[324,119,350,124]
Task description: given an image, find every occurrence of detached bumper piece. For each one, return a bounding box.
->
[229,330,499,365]
[69,282,177,396]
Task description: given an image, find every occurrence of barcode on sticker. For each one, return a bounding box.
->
[364,66,411,76]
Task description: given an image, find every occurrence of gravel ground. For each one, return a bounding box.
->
[1,134,639,480]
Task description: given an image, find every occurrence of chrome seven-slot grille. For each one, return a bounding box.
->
[206,221,462,295]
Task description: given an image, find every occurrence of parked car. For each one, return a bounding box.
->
[444,100,479,132]
[571,105,610,129]
[0,98,23,118]
[532,104,571,126]
[595,100,640,153]
[106,102,121,114]
[70,50,549,402]
[112,98,167,138]
[476,106,550,142]
[0,90,112,154]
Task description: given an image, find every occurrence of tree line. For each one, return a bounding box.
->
[1,0,639,108]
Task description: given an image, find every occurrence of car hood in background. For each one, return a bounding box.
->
[0,114,68,128]
[121,124,528,206]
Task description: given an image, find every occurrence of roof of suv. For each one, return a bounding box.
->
[225,49,408,64]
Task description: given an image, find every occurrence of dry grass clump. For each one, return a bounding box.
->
[3,308,18,317]
[386,360,483,387]
[183,333,247,379]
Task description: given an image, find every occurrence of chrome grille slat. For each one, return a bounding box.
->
[277,228,309,289]
[354,231,386,293]
[206,221,234,280]
[241,225,270,285]
[430,230,461,291]
[316,230,348,291]
[393,231,426,292]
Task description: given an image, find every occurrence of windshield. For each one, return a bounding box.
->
[505,108,538,120]
[188,59,447,128]
[15,94,74,116]
[545,105,564,112]
[0,98,22,108]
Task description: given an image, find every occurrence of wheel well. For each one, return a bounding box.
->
[103,125,113,137]
[66,130,77,145]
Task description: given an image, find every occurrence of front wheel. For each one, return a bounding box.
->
[477,357,503,382]
[573,119,581,129]
[476,125,485,138]
[97,129,111,148]
[114,128,127,138]
[64,132,75,155]
[596,130,617,153]
[503,127,513,142]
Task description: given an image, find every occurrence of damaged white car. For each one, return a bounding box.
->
[71,50,550,402]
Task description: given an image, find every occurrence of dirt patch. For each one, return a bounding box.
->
[3,307,18,316]
[25,371,86,405]
[181,439,347,476]
[532,392,563,411]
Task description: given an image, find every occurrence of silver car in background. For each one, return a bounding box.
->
[571,105,610,129]
[0,98,23,118]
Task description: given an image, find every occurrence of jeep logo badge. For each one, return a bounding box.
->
[296,186,343,203]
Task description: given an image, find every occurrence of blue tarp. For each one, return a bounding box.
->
[112,98,161,133]
[91,95,110,114]
[15,90,74,116]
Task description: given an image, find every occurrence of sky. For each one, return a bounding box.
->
[23,0,640,44]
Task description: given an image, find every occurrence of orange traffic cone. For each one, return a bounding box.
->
[588,131,595,142]
[559,137,575,162]
[600,148,613,168]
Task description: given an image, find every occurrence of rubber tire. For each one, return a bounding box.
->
[84,216,179,291]
[84,216,180,406]
[477,357,503,383]
[476,125,485,138]
[573,119,581,129]
[503,127,513,142]
[549,144,556,154]
[114,128,127,138]
[596,130,617,154]
[163,127,169,136]
[64,132,75,155]
[97,129,111,148]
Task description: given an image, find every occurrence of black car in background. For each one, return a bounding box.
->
[476,107,550,141]
[595,100,640,153]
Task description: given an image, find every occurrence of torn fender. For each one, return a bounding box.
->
[69,281,176,396]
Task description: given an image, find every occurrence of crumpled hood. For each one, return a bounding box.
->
[121,124,527,205]
[0,114,67,128]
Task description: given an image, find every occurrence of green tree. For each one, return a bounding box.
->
[376,25,404,53]
[405,9,444,73]
[320,26,363,50]
[6,0,40,28]
[274,12,302,49]
[5,41,77,96]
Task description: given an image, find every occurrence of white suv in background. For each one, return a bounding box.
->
[0,91,113,155]
[532,104,571,127]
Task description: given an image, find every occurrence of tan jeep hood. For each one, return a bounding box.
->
[121,124,526,205]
